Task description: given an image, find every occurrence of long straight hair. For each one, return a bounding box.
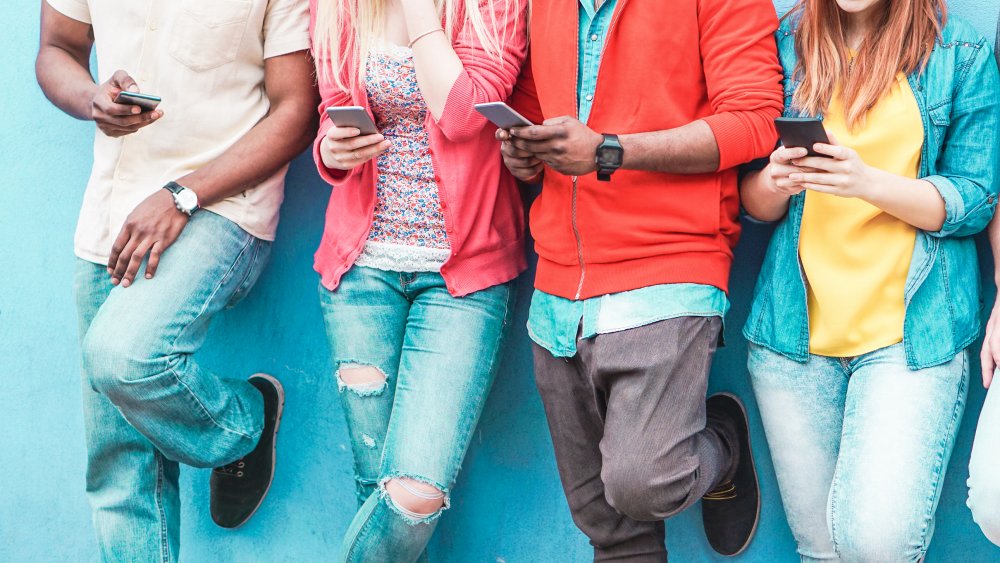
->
[787,0,946,129]
[314,0,518,90]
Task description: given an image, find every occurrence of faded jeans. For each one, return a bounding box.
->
[749,343,968,562]
[968,368,1000,545]
[75,210,270,562]
[318,265,514,563]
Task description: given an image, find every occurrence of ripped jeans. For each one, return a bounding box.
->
[318,266,514,563]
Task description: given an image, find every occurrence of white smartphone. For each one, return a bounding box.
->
[326,106,379,136]
[474,102,534,129]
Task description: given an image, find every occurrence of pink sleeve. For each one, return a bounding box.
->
[434,0,530,143]
[310,0,358,185]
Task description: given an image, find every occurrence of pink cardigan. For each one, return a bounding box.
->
[309,0,528,297]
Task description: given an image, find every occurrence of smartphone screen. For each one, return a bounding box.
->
[326,107,379,136]
[774,117,831,157]
[474,102,534,130]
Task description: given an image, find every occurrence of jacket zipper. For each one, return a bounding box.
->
[570,1,627,300]
[571,175,586,299]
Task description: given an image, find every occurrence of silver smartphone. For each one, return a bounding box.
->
[114,91,162,112]
[326,106,379,136]
[474,102,534,129]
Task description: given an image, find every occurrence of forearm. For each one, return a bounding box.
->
[862,170,946,232]
[619,120,720,175]
[180,101,316,206]
[400,0,462,119]
[741,169,791,222]
[37,46,96,120]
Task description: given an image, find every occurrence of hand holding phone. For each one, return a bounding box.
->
[92,70,162,138]
[320,107,389,171]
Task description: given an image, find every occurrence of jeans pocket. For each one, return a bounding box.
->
[168,0,252,72]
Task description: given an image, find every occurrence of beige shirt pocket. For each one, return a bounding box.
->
[168,0,253,71]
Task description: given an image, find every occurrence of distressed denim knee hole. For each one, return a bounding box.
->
[379,476,449,525]
[336,363,388,396]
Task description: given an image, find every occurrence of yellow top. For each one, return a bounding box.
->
[798,75,923,357]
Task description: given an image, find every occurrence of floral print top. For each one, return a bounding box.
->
[354,41,451,273]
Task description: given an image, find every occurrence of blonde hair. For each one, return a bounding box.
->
[788,0,945,130]
[314,0,518,90]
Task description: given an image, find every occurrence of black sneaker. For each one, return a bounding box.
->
[210,373,285,529]
[702,392,760,557]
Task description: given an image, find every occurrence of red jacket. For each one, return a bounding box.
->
[511,0,783,299]
[309,0,529,297]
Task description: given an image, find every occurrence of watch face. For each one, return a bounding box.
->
[176,188,199,212]
[597,146,624,168]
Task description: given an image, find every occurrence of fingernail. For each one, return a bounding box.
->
[122,280,130,288]
[132,107,140,114]
[111,278,120,285]
[146,274,152,279]
[128,85,139,92]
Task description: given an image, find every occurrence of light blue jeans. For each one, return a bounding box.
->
[748,343,968,562]
[74,210,270,562]
[968,368,1000,545]
[319,265,513,563]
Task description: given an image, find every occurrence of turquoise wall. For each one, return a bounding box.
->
[2,1,998,561]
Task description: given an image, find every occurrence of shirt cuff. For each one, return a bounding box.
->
[46,0,91,24]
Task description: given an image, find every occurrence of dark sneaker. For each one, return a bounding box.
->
[702,392,760,556]
[210,373,285,529]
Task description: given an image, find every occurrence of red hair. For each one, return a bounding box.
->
[787,0,946,129]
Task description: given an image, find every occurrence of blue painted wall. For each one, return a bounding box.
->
[2,1,998,561]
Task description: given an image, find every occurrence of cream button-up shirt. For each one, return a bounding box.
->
[47,0,310,263]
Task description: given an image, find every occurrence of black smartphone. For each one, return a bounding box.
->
[774,117,831,157]
[114,91,162,112]
[326,106,379,136]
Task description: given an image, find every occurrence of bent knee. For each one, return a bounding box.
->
[82,324,168,394]
[603,464,695,521]
[833,520,926,562]
[337,364,388,396]
[383,478,447,524]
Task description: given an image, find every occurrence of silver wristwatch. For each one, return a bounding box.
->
[163,181,200,216]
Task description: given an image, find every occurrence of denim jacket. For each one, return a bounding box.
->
[744,16,1000,369]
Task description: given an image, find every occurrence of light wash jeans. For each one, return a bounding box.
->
[748,343,968,562]
[75,210,271,562]
[319,265,514,563]
[968,368,1000,545]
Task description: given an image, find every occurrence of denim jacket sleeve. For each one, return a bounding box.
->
[925,37,1000,239]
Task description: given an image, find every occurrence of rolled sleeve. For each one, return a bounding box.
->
[47,0,91,24]
[263,0,311,59]
[925,38,1000,239]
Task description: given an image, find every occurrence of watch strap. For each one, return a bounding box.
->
[163,181,185,195]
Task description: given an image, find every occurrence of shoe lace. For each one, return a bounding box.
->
[214,459,246,477]
[703,482,737,501]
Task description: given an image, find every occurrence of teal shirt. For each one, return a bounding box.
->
[527,0,729,358]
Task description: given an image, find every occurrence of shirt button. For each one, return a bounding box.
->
[585,94,594,102]
[149,22,158,31]
[989,195,996,204]
[590,34,598,41]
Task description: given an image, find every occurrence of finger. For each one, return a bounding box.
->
[791,156,843,172]
[103,110,163,129]
[338,141,391,165]
[813,143,850,160]
[773,146,808,164]
[501,141,536,159]
[774,178,805,189]
[97,97,144,117]
[800,182,838,194]
[510,124,566,141]
[325,126,362,140]
[980,342,996,388]
[509,137,561,155]
[541,116,572,126]
[121,240,153,288]
[108,227,133,274]
[145,242,163,279]
[111,70,139,93]
[790,172,845,186]
[495,129,511,142]
[111,238,140,285]
[331,133,386,152]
